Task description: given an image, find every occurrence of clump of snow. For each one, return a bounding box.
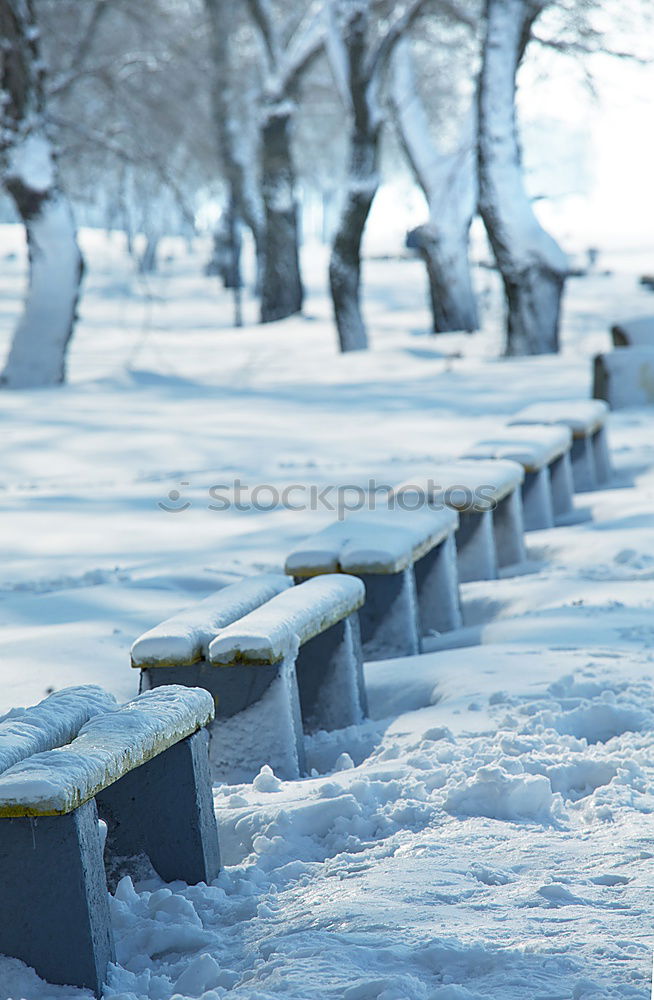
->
[252,764,282,792]
[445,767,556,821]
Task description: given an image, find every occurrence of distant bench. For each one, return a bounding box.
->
[610,316,654,348]
[0,685,220,996]
[593,348,654,413]
[132,573,366,783]
[394,459,525,583]
[285,506,460,660]
[510,399,611,492]
[462,423,574,530]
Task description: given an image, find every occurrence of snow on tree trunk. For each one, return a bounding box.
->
[391,39,478,333]
[329,129,379,352]
[260,104,303,323]
[0,2,83,389]
[477,0,568,356]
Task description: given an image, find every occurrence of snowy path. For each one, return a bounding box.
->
[1,230,654,998]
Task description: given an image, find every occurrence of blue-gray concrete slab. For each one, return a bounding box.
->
[96,728,220,886]
[0,798,114,996]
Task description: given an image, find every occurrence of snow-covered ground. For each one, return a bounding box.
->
[1,226,654,999]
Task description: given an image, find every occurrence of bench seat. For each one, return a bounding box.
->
[131,573,291,668]
[395,459,526,581]
[510,399,611,490]
[0,685,220,997]
[208,573,364,665]
[0,686,214,817]
[462,425,574,530]
[285,506,461,659]
[0,685,117,774]
[134,574,368,783]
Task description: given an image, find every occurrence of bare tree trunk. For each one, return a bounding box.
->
[329,127,379,352]
[204,0,265,291]
[260,105,303,322]
[328,5,381,353]
[0,0,83,389]
[138,231,160,274]
[477,0,568,355]
[391,38,478,333]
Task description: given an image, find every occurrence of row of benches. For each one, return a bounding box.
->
[0,398,613,995]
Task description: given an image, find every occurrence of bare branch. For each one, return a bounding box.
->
[245,0,281,72]
[369,0,477,83]
[279,5,326,95]
[532,31,651,63]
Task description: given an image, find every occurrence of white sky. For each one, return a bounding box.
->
[520,45,654,251]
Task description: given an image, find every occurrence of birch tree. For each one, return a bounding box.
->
[0,0,84,388]
[477,0,568,355]
[245,0,326,323]
[390,35,479,332]
[326,0,431,352]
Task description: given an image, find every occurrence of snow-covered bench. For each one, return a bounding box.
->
[132,573,366,782]
[285,506,460,660]
[395,459,525,583]
[463,424,574,530]
[593,348,654,413]
[510,399,611,492]
[0,685,118,773]
[610,316,654,348]
[0,685,219,996]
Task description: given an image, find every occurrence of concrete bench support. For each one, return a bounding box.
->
[549,452,575,518]
[295,612,366,730]
[413,533,462,633]
[285,507,460,659]
[511,399,612,492]
[0,799,114,996]
[456,509,497,582]
[493,487,526,567]
[521,468,554,531]
[96,728,219,887]
[356,567,421,659]
[140,653,306,784]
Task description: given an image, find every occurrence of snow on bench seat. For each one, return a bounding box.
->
[394,458,523,506]
[0,684,220,996]
[0,685,118,774]
[208,573,364,665]
[131,573,291,668]
[510,399,612,491]
[284,506,457,577]
[285,506,461,660]
[0,686,214,817]
[510,399,608,436]
[462,424,572,472]
[395,460,526,580]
